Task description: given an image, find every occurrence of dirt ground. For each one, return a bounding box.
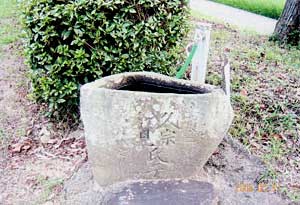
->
[0,44,86,204]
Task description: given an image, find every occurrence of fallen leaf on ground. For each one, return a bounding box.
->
[9,138,33,154]
[240,89,248,96]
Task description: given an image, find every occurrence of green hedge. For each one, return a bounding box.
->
[23,0,189,116]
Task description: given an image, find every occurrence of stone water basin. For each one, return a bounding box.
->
[80,72,233,186]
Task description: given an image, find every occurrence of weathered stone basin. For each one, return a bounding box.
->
[80,72,233,186]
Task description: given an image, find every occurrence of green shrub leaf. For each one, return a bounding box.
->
[22,0,190,116]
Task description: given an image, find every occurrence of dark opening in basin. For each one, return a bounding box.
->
[114,75,211,94]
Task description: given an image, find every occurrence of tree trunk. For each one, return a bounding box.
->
[274,0,300,45]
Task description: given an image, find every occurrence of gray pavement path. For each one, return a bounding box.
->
[190,0,278,35]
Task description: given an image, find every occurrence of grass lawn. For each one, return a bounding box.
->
[211,0,286,19]
[0,0,16,18]
[0,0,20,47]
